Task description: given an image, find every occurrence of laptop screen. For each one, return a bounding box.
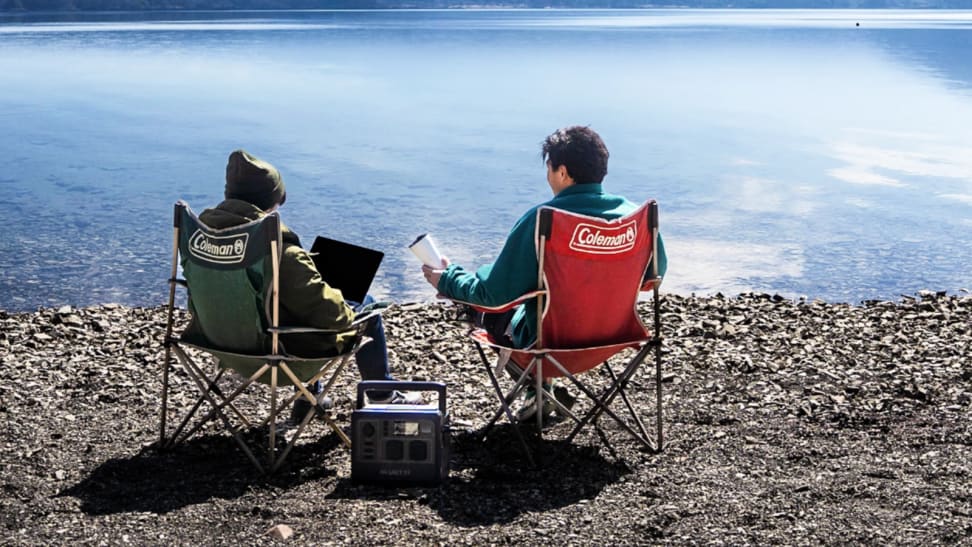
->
[309,236,384,304]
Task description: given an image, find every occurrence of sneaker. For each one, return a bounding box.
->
[368,390,424,405]
[289,381,328,424]
[289,396,312,424]
[516,386,556,422]
[553,385,577,417]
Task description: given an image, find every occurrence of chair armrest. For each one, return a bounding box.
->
[267,302,392,335]
[350,301,393,327]
[447,290,546,313]
[640,276,663,292]
[268,325,354,335]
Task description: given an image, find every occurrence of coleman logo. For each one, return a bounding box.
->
[188,230,248,264]
[569,220,637,254]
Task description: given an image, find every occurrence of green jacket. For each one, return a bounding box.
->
[437,183,668,348]
[194,199,356,357]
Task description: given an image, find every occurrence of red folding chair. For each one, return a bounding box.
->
[455,201,663,464]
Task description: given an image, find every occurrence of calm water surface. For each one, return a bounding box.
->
[1,9,970,310]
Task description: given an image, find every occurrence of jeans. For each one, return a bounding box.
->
[348,294,392,382]
[479,308,516,347]
[348,295,396,401]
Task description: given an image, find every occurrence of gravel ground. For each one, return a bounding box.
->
[1,292,970,545]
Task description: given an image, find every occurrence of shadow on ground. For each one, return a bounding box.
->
[60,432,342,515]
[329,426,633,526]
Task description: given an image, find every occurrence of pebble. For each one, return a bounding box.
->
[0,293,969,545]
[266,524,294,540]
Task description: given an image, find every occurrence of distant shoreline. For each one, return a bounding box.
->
[4,2,972,14]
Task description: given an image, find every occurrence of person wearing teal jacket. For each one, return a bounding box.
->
[422,126,667,421]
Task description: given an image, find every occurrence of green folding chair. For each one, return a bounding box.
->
[160,200,379,473]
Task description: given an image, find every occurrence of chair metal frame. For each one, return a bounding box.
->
[455,201,663,464]
[160,200,375,473]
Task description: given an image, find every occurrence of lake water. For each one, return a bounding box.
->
[1,9,971,311]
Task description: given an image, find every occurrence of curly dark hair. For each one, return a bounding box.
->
[541,125,609,184]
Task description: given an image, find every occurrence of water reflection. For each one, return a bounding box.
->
[663,239,805,297]
[0,9,970,310]
[940,194,972,205]
[828,129,972,188]
[867,27,972,94]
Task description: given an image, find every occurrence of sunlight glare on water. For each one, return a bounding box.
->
[0,9,970,309]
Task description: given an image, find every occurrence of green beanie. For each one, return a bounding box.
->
[224,149,287,211]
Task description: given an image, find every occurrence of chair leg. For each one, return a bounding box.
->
[565,378,653,450]
[319,355,354,449]
[653,335,664,451]
[653,286,664,451]
[268,359,352,446]
[271,359,357,472]
[319,353,353,395]
[273,406,315,473]
[166,368,226,448]
[161,344,172,445]
[260,353,353,429]
[477,343,524,432]
[482,358,537,435]
[272,362,353,472]
[167,348,234,445]
[474,341,535,467]
[172,350,266,473]
[562,355,644,442]
[583,349,651,431]
[602,363,651,442]
[535,359,544,433]
[482,367,533,435]
[170,350,267,447]
[161,263,180,445]
[576,364,648,453]
[179,364,253,429]
[269,366,278,470]
[164,346,357,473]
[552,350,655,451]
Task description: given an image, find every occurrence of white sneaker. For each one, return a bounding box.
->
[516,389,556,422]
[369,390,424,405]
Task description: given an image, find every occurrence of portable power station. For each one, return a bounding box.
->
[351,381,450,485]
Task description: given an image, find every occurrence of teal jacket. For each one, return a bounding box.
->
[437,183,667,348]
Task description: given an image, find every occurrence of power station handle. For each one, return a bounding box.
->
[356,381,447,413]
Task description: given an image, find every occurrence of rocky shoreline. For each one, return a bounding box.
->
[1,292,970,545]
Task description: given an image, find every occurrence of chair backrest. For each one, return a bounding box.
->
[174,200,281,355]
[531,201,657,375]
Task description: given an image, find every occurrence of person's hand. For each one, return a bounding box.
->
[422,257,450,291]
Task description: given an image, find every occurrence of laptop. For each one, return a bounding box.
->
[309,236,384,304]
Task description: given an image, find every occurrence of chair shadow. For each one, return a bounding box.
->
[328,424,632,526]
[60,431,343,516]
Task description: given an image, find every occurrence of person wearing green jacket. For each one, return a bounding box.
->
[422,126,667,421]
[194,149,419,415]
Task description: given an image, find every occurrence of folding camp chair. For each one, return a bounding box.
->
[160,200,379,473]
[454,201,663,464]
